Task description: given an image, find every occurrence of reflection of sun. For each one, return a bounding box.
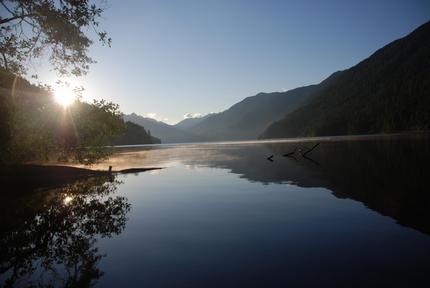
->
[54,85,75,107]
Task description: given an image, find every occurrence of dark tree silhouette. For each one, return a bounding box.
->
[0,0,110,76]
[0,175,130,287]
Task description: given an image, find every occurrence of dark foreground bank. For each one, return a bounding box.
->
[0,164,162,192]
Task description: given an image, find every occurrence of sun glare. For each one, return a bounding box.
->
[54,86,75,107]
[63,195,74,205]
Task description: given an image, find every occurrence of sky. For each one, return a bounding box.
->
[38,0,430,124]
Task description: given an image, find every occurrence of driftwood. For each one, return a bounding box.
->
[302,143,320,157]
[268,142,320,165]
[282,148,297,157]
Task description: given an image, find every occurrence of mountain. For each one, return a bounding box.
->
[112,121,161,145]
[174,113,214,130]
[185,85,323,141]
[123,113,205,143]
[260,21,430,139]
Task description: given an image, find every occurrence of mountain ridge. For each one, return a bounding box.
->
[184,69,345,141]
[174,113,215,130]
[260,20,430,139]
[126,21,429,143]
[187,85,318,140]
[123,113,207,143]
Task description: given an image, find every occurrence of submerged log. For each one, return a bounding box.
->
[302,143,320,157]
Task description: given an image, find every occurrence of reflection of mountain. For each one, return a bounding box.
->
[180,135,430,235]
[0,176,129,287]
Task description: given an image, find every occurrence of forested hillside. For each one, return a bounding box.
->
[260,21,430,139]
[112,121,161,145]
[187,85,319,140]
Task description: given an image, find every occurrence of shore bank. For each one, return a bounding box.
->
[0,164,162,192]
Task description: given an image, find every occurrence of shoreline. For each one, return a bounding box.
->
[113,131,430,149]
[0,164,162,192]
[2,132,428,192]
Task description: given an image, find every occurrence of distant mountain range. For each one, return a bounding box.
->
[187,86,318,141]
[124,83,333,142]
[123,113,207,143]
[127,21,430,143]
[174,113,214,130]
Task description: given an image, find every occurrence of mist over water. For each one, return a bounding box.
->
[1,134,430,287]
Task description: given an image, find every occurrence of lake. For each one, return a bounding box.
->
[1,134,430,287]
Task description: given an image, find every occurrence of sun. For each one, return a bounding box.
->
[54,85,75,107]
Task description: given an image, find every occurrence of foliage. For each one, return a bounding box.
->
[0,1,119,164]
[0,0,110,76]
[0,69,126,165]
[0,175,130,287]
[112,121,161,145]
[57,100,126,164]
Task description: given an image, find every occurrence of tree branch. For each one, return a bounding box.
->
[0,51,9,70]
[0,1,36,25]
[0,13,36,25]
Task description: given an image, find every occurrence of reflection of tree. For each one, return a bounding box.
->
[0,176,130,288]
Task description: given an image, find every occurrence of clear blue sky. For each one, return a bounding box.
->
[40,0,430,124]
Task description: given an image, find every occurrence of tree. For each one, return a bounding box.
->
[0,175,130,287]
[61,99,127,164]
[0,0,110,76]
[0,1,127,165]
[0,69,126,165]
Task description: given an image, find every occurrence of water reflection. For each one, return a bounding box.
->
[96,134,430,235]
[0,176,130,287]
[200,136,430,235]
[2,135,428,287]
[92,135,430,288]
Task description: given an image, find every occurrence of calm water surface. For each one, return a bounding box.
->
[1,135,430,287]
